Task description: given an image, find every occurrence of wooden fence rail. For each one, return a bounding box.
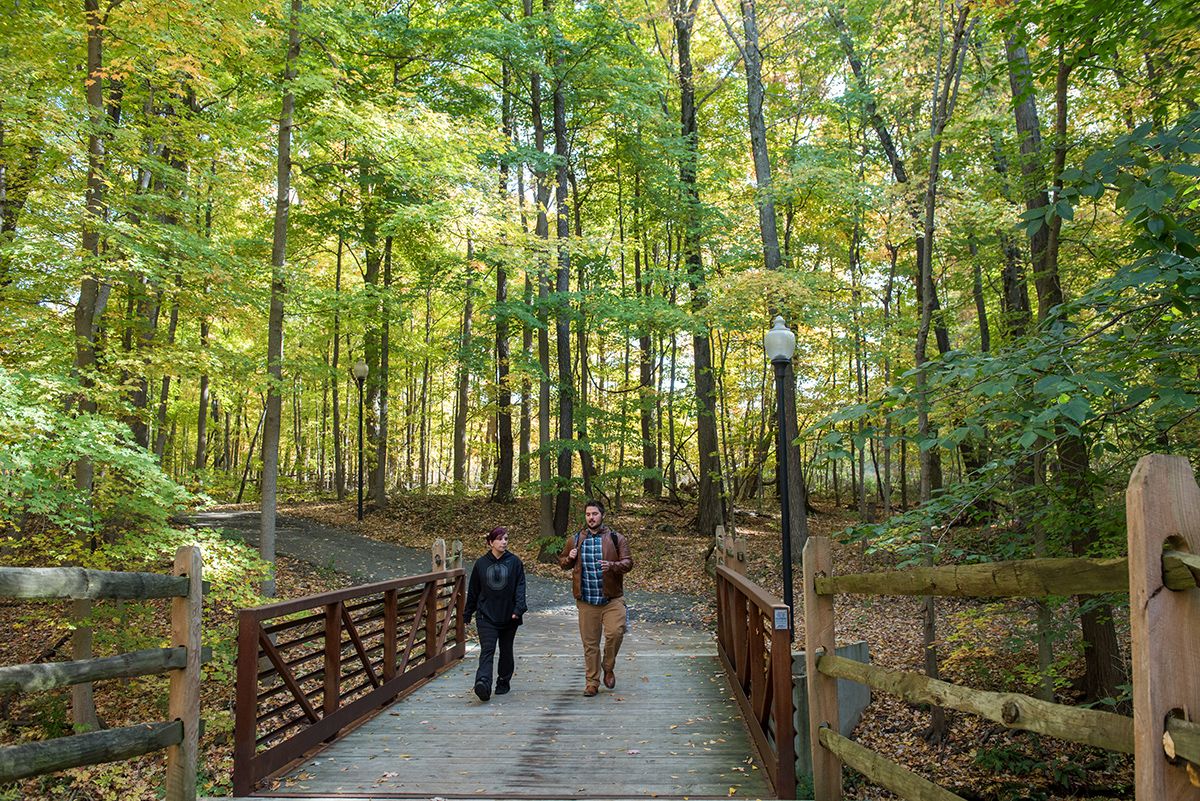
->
[0,546,203,801]
[714,564,796,800]
[802,454,1200,801]
[232,566,466,796]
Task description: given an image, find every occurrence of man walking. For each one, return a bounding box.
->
[558,499,634,696]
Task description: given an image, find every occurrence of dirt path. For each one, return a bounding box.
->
[189,509,709,627]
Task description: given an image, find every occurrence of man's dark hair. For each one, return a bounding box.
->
[584,499,605,516]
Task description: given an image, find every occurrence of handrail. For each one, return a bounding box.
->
[814,556,1128,598]
[232,566,466,796]
[0,547,203,801]
[714,565,795,800]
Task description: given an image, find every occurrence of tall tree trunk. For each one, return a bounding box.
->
[419,286,432,489]
[373,236,391,506]
[453,239,474,488]
[70,0,114,731]
[528,0,555,545]
[633,169,660,498]
[153,277,181,460]
[916,3,971,744]
[260,0,300,598]
[675,0,724,537]
[550,14,575,536]
[492,61,515,502]
[332,219,345,499]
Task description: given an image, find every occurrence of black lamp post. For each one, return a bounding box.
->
[353,359,368,521]
[764,315,797,639]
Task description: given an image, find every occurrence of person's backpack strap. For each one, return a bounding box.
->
[610,532,619,553]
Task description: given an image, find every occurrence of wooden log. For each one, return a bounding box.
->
[815,556,1128,599]
[0,647,185,694]
[1127,455,1200,800]
[166,545,202,801]
[803,536,841,801]
[818,727,966,801]
[819,653,1134,753]
[0,720,182,782]
[0,567,190,600]
[1165,718,1200,769]
[1163,550,1200,592]
[431,539,446,573]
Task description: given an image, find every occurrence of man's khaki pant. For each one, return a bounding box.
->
[575,597,627,688]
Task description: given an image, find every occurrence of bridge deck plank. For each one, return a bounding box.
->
[258,610,775,799]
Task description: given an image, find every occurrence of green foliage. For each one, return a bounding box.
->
[0,368,192,555]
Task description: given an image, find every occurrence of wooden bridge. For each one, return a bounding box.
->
[227,546,793,800]
[3,454,1200,801]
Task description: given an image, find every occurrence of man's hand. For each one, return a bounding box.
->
[569,548,578,559]
[600,560,610,570]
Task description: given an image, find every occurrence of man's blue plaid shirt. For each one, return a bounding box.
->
[579,532,607,605]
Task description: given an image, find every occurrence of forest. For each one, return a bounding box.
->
[1,0,1199,796]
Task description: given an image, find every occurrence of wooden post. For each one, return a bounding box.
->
[323,602,341,724]
[715,526,725,571]
[803,536,841,801]
[432,538,446,573]
[455,573,467,654]
[450,540,463,570]
[1127,455,1200,799]
[166,546,202,801]
[425,580,439,662]
[771,604,797,801]
[733,533,747,575]
[383,589,398,681]
[232,611,258,796]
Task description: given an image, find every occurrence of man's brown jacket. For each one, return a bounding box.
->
[558,525,634,601]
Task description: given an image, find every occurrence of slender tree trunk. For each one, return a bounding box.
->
[550,16,575,535]
[675,0,723,536]
[260,0,301,598]
[332,222,345,499]
[153,277,180,460]
[492,62,515,502]
[453,239,474,488]
[373,236,391,506]
[527,0,555,545]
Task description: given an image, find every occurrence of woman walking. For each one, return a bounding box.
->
[464,526,527,701]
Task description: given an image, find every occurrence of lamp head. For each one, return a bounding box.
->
[763,315,796,363]
[352,359,368,381]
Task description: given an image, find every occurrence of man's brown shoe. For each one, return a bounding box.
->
[583,685,599,697]
[603,669,616,689]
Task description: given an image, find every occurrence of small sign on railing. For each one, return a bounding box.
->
[774,608,790,631]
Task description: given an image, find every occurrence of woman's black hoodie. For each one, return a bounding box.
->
[465,550,527,627]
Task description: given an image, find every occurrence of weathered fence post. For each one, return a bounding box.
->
[166,545,202,801]
[1127,454,1200,799]
[450,540,463,570]
[803,536,841,801]
[432,538,446,573]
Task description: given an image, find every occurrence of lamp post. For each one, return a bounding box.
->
[353,359,368,521]
[764,315,797,639]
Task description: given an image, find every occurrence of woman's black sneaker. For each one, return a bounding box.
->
[474,681,491,701]
[495,680,510,695]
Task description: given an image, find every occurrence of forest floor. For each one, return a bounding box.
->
[0,492,1133,800]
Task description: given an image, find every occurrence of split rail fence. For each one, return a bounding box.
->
[232,555,466,795]
[0,546,204,801]
[802,453,1200,801]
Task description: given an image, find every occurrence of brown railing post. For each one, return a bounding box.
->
[1126,455,1200,800]
[770,604,796,801]
[165,546,202,801]
[383,589,398,681]
[425,580,439,662]
[324,601,342,732]
[454,574,466,657]
[803,536,841,801]
[233,611,259,796]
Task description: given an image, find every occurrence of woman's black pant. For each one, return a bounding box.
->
[475,619,518,689]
